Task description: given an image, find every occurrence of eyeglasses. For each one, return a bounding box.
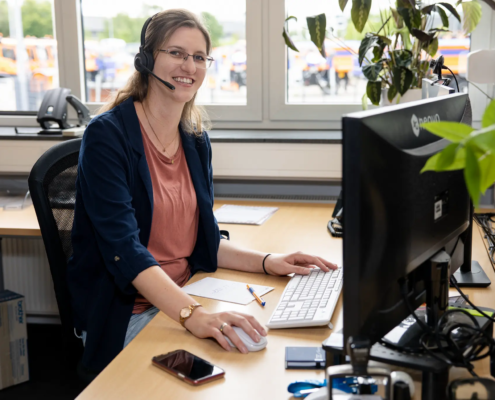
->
[158,49,214,69]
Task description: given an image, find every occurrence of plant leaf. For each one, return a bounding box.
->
[421,146,466,172]
[392,66,413,95]
[436,143,461,169]
[391,8,403,28]
[358,34,379,66]
[462,1,483,33]
[388,85,398,102]
[366,80,382,106]
[283,28,299,52]
[464,144,481,206]
[372,43,386,62]
[362,62,384,81]
[428,37,439,57]
[421,4,435,14]
[389,49,413,67]
[398,0,415,8]
[377,35,392,46]
[339,0,349,12]
[421,121,474,142]
[446,146,466,170]
[411,28,435,42]
[435,5,450,28]
[469,125,495,152]
[351,0,372,33]
[438,2,462,22]
[398,7,422,32]
[285,16,298,22]
[307,14,327,58]
[479,152,495,193]
[362,92,368,110]
[421,152,442,172]
[482,99,495,128]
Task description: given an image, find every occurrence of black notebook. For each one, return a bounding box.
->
[285,347,326,369]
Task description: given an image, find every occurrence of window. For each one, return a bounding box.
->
[0,0,58,112]
[284,0,470,105]
[0,0,491,128]
[80,0,247,105]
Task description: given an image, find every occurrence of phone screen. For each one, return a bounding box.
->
[152,350,225,385]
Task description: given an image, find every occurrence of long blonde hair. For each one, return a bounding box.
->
[98,9,211,135]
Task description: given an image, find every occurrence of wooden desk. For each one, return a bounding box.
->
[69,200,494,399]
[0,205,41,290]
[0,205,41,237]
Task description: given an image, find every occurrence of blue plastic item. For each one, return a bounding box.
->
[288,377,378,398]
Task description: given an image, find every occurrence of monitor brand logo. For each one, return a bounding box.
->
[411,113,441,137]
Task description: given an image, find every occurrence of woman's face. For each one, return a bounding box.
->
[153,27,208,103]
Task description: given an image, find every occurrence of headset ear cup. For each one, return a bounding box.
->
[143,51,154,73]
[134,53,145,73]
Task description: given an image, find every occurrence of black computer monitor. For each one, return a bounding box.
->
[342,93,472,348]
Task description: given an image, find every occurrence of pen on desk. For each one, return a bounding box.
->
[247,284,266,307]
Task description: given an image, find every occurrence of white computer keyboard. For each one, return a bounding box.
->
[266,266,343,329]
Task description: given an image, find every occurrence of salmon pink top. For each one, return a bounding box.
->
[133,122,199,314]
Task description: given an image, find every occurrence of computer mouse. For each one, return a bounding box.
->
[223,326,267,352]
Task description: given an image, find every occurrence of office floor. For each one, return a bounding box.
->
[1,324,88,400]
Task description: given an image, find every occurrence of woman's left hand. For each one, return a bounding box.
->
[263,252,338,276]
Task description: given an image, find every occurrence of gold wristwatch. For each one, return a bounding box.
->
[179,304,202,327]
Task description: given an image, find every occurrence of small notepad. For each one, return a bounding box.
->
[214,205,278,225]
[182,277,274,305]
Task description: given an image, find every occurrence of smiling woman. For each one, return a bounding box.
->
[68,8,337,374]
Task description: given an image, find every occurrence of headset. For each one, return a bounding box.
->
[134,15,175,91]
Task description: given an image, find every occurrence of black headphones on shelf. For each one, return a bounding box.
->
[134,14,175,91]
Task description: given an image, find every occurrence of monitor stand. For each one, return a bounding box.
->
[453,204,491,287]
[323,251,495,400]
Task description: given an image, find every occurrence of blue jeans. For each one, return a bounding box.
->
[81,306,160,348]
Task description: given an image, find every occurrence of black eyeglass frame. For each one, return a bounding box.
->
[158,49,214,69]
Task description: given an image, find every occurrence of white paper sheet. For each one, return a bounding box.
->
[214,205,278,225]
[182,277,274,305]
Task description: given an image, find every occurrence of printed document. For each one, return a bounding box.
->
[214,205,278,225]
[182,277,274,305]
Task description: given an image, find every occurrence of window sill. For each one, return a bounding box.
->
[209,130,342,144]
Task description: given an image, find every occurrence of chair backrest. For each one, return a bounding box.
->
[28,138,83,368]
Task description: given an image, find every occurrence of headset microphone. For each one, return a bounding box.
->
[135,58,175,91]
[134,15,176,92]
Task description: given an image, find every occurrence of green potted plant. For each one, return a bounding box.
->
[421,99,495,206]
[283,0,484,106]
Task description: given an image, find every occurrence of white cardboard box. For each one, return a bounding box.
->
[0,290,29,390]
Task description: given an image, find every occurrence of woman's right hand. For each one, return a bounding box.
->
[183,307,267,354]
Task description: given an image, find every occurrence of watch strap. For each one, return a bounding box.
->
[180,304,202,327]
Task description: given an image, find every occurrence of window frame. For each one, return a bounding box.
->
[268,0,362,129]
[0,0,493,130]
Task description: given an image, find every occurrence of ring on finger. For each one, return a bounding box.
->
[219,322,229,333]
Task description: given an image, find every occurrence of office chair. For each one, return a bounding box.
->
[28,138,96,383]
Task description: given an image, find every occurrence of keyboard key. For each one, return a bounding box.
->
[288,316,305,321]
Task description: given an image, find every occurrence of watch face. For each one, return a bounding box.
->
[180,308,191,319]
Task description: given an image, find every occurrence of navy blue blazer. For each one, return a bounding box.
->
[67,97,221,372]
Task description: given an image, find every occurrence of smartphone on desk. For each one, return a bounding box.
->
[152,350,225,385]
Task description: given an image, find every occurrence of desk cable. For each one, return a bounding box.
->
[391,279,495,377]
